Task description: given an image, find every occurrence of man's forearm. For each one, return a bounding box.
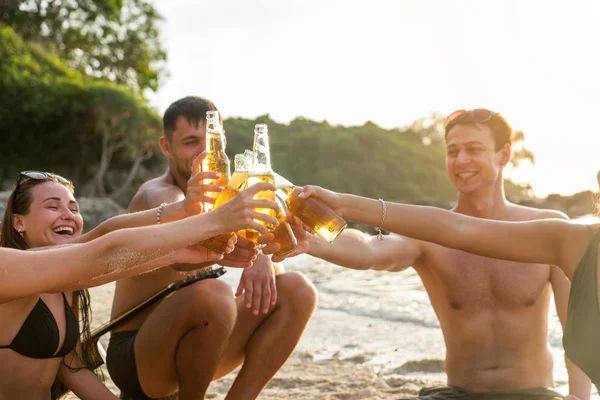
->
[308,229,374,270]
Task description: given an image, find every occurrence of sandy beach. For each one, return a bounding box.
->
[64,261,446,399]
[63,253,591,399]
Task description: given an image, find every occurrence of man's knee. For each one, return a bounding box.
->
[177,278,237,330]
[276,271,318,313]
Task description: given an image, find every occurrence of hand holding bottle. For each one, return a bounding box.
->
[261,212,312,262]
[296,185,345,219]
[199,110,231,212]
[211,182,279,234]
[216,235,260,269]
[184,161,225,215]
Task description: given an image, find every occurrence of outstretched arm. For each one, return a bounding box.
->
[0,183,279,303]
[261,214,423,272]
[75,170,221,243]
[307,230,422,272]
[299,187,594,276]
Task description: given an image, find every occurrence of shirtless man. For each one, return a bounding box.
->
[271,109,590,399]
[106,96,318,400]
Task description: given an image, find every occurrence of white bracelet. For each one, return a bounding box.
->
[376,198,386,240]
[156,203,167,224]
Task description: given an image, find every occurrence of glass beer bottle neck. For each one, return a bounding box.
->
[252,132,271,169]
[206,134,225,152]
[206,111,222,134]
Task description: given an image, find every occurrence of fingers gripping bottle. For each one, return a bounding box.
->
[273,172,347,243]
[200,110,230,212]
[197,111,233,254]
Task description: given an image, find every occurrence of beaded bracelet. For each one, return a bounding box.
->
[156,203,168,225]
[376,198,387,240]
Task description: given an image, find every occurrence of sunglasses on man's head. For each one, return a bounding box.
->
[447,109,495,124]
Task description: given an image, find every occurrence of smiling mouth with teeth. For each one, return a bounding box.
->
[53,227,74,235]
[457,172,478,178]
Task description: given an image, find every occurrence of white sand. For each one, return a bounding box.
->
[64,281,443,399]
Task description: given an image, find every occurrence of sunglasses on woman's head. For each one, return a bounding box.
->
[18,171,72,186]
[15,171,73,194]
[11,171,74,209]
[447,109,495,124]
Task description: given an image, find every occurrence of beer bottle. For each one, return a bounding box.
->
[214,153,250,207]
[236,150,261,245]
[196,111,232,254]
[247,124,277,229]
[198,152,249,254]
[271,195,298,257]
[273,172,348,243]
[200,110,230,212]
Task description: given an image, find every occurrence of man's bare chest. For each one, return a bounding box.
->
[419,246,552,310]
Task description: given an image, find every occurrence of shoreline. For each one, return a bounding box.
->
[65,281,445,399]
[62,255,593,399]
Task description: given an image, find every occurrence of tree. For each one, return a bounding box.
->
[0,26,162,199]
[510,130,535,168]
[80,82,161,197]
[0,0,167,92]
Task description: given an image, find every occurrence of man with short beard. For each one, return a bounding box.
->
[106,96,318,400]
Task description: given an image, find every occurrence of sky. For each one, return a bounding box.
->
[148,0,600,197]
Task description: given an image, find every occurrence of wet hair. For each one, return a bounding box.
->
[445,111,513,151]
[162,96,221,140]
[0,176,101,398]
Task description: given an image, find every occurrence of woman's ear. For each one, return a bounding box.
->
[12,214,25,234]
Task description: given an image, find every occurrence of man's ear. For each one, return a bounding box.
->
[499,143,512,167]
[596,170,600,187]
[159,136,172,158]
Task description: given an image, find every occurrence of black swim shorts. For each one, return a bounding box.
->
[106,330,156,400]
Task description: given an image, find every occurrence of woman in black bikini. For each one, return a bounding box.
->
[0,171,279,399]
[291,182,600,394]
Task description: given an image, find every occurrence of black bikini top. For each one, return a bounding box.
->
[0,293,79,359]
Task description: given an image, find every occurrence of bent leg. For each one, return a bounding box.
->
[216,271,318,400]
[134,279,237,399]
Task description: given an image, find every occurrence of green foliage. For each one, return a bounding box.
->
[223,114,535,205]
[224,115,457,204]
[0,25,535,206]
[510,130,535,168]
[0,0,166,92]
[0,26,161,194]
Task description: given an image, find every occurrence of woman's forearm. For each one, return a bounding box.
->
[0,212,221,302]
[340,194,463,249]
[78,212,221,284]
[58,364,118,400]
[339,193,569,267]
[77,201,188,243]
[1,182,278,303]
